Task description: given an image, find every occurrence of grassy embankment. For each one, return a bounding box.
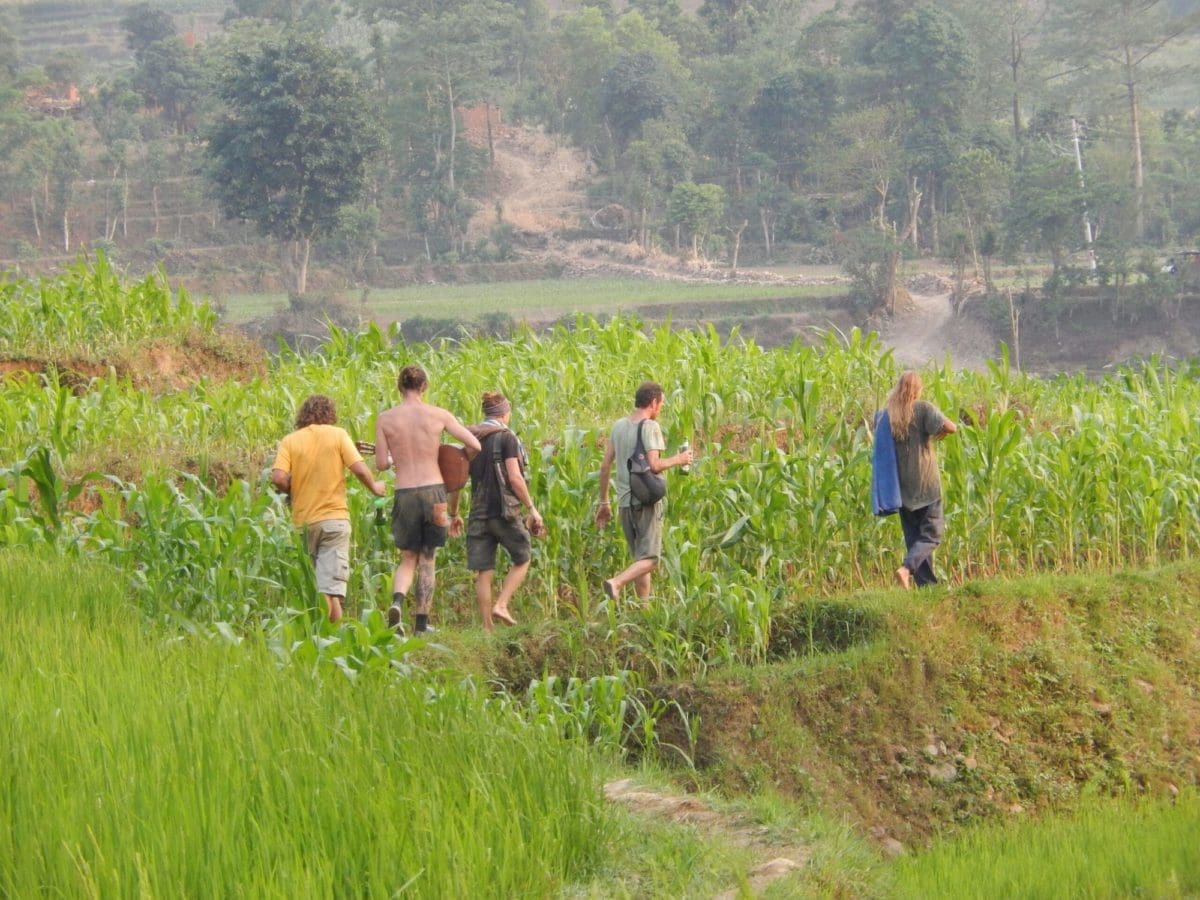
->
[4,550,1199,897]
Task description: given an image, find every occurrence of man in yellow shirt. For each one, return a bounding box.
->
[271,394,386,622]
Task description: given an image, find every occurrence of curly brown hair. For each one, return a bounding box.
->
[634,381,664,409]
[296,394,337,429]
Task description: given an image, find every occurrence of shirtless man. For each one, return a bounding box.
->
[375,364,480,634]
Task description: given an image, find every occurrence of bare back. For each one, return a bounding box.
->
[376,395,478,489]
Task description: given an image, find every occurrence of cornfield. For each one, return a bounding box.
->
[4,261,1200,674]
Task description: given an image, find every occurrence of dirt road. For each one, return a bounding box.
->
[878,286,994,371]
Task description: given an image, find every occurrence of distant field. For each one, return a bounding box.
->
[219,277,849,324]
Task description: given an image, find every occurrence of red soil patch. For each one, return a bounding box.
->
[1,328,266,394]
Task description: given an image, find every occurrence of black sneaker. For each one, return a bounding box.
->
[387,605,405,635]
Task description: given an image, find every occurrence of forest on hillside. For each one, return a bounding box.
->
[0,0,1198,298]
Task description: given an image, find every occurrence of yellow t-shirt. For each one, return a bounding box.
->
[272,424,363,526]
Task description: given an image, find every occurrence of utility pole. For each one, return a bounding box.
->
[1071,117,1097,271]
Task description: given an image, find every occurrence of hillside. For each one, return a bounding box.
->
[464,563,1200,854]
[9,0,224,67]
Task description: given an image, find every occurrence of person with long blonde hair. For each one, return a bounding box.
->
[883,371,957,588]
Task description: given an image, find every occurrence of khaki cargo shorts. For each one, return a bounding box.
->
[304,518,351,597]
[619,501,664,561]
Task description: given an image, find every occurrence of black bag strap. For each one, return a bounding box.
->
[628,419,648,470]
[478,423,526,494]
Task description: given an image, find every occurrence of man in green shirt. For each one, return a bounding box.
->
[595,381,692,601]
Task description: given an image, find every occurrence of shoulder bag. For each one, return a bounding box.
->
[627,420,666,506]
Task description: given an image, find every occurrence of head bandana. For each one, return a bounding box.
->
[482,395,510,418]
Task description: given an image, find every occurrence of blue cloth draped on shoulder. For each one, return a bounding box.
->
[871,410,902,517]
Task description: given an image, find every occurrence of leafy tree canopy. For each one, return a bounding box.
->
[203,31,382,289]
[121,3,177,59]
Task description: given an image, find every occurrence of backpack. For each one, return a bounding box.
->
[470,423,526,521]
[627,420,666,507]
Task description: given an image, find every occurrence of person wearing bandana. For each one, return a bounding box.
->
[449,391,544,631]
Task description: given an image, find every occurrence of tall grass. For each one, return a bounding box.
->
[892,792,1200,898]
[0,551,608,897]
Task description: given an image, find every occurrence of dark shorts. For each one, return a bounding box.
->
[619,501,663,561]
[466,516,532,571]
[391,484,449,551]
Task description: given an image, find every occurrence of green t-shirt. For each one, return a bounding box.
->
[894,399,948,510]
[610,416,666,509]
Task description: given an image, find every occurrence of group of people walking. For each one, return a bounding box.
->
[270,365,954,634]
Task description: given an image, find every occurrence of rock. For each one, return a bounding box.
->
[603,779,637,800]
[928,763,958,783]
[870,826,905,858]
[749,858,803,879]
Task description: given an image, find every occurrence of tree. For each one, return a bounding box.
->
[531,8,618,155]
[870,3,976,251]
[747,65,837,173]
[1001,0,1047,143]
[621,117,693,248]
[121,2,177,58]
[698,0,771,52]
[669,181,725,259]
[203,32,382,294]
[1047,0,1200,239]
[43,49,87,88]
[838,224,902,312]
[601,50,679,150]
[947,144,1012,284]
[89,79,142,241]
[130,37,207,133]
[352,0,520,193]
[1007,142,1090,272]
[815,105,905,230]
[222,0,337,28]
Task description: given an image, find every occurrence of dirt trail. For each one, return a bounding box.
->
[605,779,809,896]
[878,280,994,371]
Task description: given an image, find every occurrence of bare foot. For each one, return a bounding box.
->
[894,567,912,590]
[602,579,619,601]
[492,607,516,626]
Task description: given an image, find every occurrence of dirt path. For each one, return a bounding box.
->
[878,281,994,371]
[604,779,809,896]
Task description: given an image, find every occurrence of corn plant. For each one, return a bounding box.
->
[10,263,1200,673]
